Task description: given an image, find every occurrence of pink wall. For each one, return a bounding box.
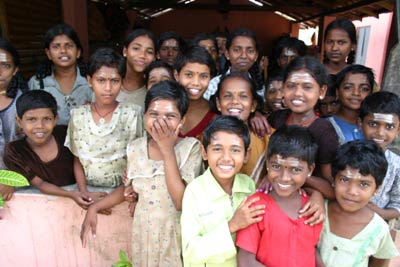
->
[353,13,393,85]
[150,9,292,55]
[0,193,132,266]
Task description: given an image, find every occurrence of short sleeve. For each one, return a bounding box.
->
[236,218,263,254]
[4,143,35,181]
[179,139,204,184]
[64,110,78,157]
[373,225,399,259]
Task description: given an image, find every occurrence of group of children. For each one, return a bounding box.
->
[0,18,399,267]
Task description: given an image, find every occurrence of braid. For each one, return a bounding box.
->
[346,50,355,64]
[6,72,28,98]
[35,59,53,80]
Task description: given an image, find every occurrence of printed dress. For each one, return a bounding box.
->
[126,137,203,267]
[65,103,143,187]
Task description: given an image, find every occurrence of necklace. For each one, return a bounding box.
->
[286,112,318,127]
[0,90,6,95]
[92,102,118,124]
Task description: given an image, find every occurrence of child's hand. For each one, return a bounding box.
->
[249,112,271,138]
[81,207,98,248]
[123,185,138,203]
[86,191,108,203]
[0,184,15,201]
[299,190,325,226]
[151,116,181,153]
[256,176,271,194]
[228,196,265,233]
[70,191,95,209]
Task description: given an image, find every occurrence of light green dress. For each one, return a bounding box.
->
[126,136,203,267]
[317,201,398,267]
[65,102,143,187]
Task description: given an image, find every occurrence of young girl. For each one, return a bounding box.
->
[28,24,93,125]
[117,29,156,107]
[210,72,265,185]
[203,28,263,101]
[80,81,203,267]
[0,38,28,199]
[144,60,174,90]
[323,19,356,76]
[65,48,143,197]
[318,140,398,267]
[236,125,323,267]
[326,65,373,144]
[0,38,28,169]
[268,56,339,183]
[174,45,217,140]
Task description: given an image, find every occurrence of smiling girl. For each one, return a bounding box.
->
[29,24,93,125]
[117,29,156,107]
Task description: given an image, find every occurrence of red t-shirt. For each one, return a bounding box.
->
[236,192,322,267]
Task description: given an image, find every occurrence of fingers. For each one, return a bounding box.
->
[80,222,90,248]
[261,118,272,135]
[128,202,137,217]
[299,201,325,226]
[304,210,324,226]
[99,208,112,215]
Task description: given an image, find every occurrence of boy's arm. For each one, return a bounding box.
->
[304,175,335,200]
[237,248,265,267]
[80,185,125,247]
[369,257,389,267]
[367,204,400,221]
[320,163,334,184]
[30,176,99,209]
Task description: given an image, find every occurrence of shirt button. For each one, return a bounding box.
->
[333,246,338,251]
[151,185,156,190]
[149,201,154,205]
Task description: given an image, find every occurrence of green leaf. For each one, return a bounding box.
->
[119,250,128,262]
[0,195,4,207]
[0,170,29,187]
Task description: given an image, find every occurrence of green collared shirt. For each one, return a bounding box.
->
[181,167,255,267]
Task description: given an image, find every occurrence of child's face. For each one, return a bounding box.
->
[264,80,284,112]
[337,73,371,111]
[360,113,400,150]
[46,34,80,68]
[324,29,354,64]
[87,66,122,106]
[158,38,179,66]
[283,70,326,115]
[147,67,173,90]
[216,77,257,122]
[0,49,18,91]
[144,99,184,138]
[334,166,377,213]
[267,155,314,198]
[277,47,298,69]
[226,36,258,72]
[198,39,218,63]
[17,108,57,147]
[202,131,249,182]
[174,62,211,100]
[319,95,339,117]
[123,35,155,73]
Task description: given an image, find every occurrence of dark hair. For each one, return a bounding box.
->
[144,60,174,83]
[283,56,328,88]
[174,45,216,77]
[0,38,28,98]
[191,32,218,53]
[326,74,337,97]
[274,36,307,59]
[225,28,263,91]
[124,28,157,50]
[87,47,126,78]
[16,90,58,118]
[209,72,264,116]
[324,19,357,64]
[265,70,284,90]
[359,91,400,120]
[144,80,189,117]
[335,64,374,91]
[35,24,86,82]
[157,31,186,54]
[332,140,388,186]
[267,125,318,165]
[203,115,251,151]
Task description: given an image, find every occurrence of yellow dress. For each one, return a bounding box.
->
[126,137,204,267]
[240,131,272,187]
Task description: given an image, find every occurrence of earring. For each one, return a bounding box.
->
[319,96,323,100]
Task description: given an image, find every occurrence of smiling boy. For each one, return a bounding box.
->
[359,91,400,220]
[181,115,265,267]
